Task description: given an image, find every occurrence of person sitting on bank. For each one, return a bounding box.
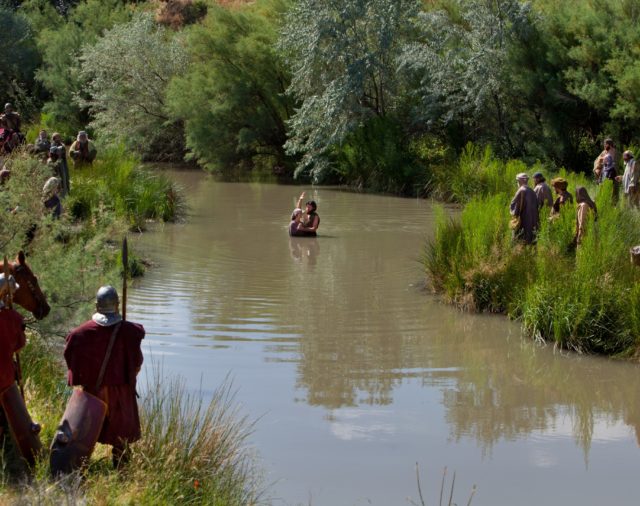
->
[574,186,597,246]
[296,192,320,236]
[0,103,21,133]
[42,177,62,219]
[510,173,539,244]
[532,171,553,210]
[550,178,573,215]
[69,131,97,168]
[616,151,638,208]
[35,130,51,154]
[63,285,145,468]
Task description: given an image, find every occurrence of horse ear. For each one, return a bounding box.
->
[18,250,26,265]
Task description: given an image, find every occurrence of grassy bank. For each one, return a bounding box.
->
[425,148,640,356]
[0,151,262,504]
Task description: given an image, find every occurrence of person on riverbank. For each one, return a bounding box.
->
[533,172,553,210]
[69,131,97,168]
[42,177,62,219]
[47,146,70,197]
[0,103,21,134]
[594,138,617,183]
[33,130,51,157]
[616,151,638,208]
[63,285,145,468]
[0,274,26,445]
[510,173,539,244]
[296,192,320,236]
[574,186,597,246]
[550,178,573,215]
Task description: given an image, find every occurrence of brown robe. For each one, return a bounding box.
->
[64,320,145,446]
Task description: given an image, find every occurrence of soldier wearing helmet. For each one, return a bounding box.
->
[63,285,145,467]
[0,274,26,443]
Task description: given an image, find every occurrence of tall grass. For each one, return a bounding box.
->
[67,145,185,229]
[425,151,640,356]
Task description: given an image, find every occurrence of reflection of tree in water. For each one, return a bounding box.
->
[296,304,640,458]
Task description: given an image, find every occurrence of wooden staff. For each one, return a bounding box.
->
[4,255,24,398]
[122,237,128,321]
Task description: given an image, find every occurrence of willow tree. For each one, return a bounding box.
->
[78,13,188,159]
[280,0,421,182]
[400,0,535,156]
[167,0,293,178]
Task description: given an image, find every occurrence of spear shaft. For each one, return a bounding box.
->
[4,255,24,398]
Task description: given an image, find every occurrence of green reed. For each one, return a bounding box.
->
[425,152,640,356]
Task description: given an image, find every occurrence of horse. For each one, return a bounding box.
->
[1,251,50,320]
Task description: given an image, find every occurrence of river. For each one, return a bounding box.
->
[128,170,640,506]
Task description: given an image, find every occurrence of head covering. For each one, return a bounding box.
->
[623,150,634,160]
[551,177,568,191]
[532,171,544,181]
[42,177,60,198]
[0,273,19,309]
[291,208,302,220]
[515,172,529,183]
[92,285,122,326]
[0,168,10,184]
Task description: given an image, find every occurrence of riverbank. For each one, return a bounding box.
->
[424,148,640,357]
[0,151,262,504]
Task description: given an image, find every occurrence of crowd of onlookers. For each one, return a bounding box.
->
[510,139,636,246]
[0,102,97,219]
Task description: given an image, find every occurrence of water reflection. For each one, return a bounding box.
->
[289,237,320,266]
[129,173,640,504]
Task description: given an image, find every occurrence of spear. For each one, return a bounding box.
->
[122,237,128,321]
[4,255,24,398]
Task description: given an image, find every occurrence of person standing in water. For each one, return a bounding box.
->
[296,192,320,236]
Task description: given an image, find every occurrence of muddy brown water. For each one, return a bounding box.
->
[128,171,640,506]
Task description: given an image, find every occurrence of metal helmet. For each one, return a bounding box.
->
[4,103,12,110]
[96,285,119,314]
[0,273,20,295]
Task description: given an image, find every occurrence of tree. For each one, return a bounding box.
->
[27,0,132,132]
[78,13,188,159]
[167,0,294,178]
[400,0,537,157]
[279,0,420,182]
[0,6,39,113]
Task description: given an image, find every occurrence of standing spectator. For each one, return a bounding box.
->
[510,173,539,244]
[616,151,638,208]
[574,186,597,246]
[551,178,574,215]
[532,172,553,210]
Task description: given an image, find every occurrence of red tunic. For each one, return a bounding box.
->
[64,320,145,446]
[0,308,26,392]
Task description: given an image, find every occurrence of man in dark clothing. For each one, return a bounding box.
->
[510,172,539,245]
[63,285,145,467]
[0,103,21,133]
[0,274,26,444]
[296,191,320,236]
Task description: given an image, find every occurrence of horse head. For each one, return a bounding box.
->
[6,251,51,320]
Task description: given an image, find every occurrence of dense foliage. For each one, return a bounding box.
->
[5,0,640,182]
[167,0,293,178]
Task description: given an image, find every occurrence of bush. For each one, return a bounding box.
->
[425,149,640,356]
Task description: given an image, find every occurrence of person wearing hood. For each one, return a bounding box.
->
[69,130,97,168]
[63,286,145,468]
[574,186,597,245]
[532,171,553,210]
[42,177,62,219]
[509,172,539,244]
